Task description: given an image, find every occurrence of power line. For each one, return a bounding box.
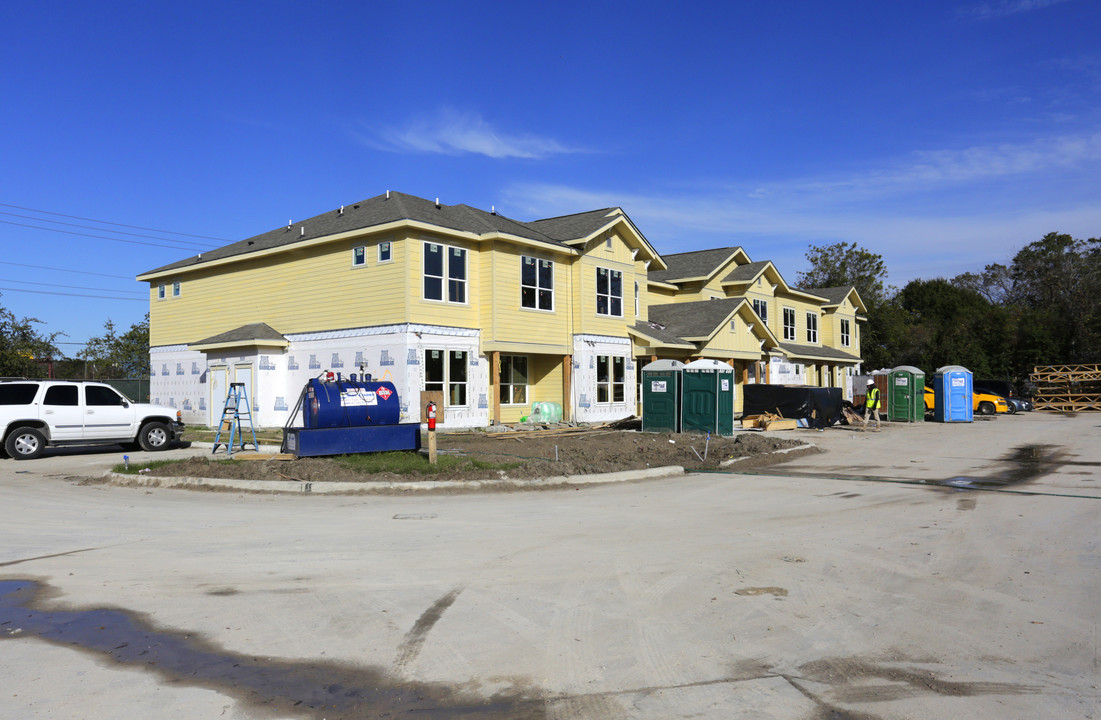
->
[0,286,145,301]
[0,201,232,242]
[0,260,133,280]
[0,210,219,249]
[0,278,145,295]
[0,219,212,252]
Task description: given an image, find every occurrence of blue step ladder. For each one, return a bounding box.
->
[212,382,258,455]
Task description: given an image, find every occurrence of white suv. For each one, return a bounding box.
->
[0,380,184,460]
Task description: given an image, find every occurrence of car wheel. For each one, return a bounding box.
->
[978,401,995,416]
[1005,402,1017,415]
[138,422,171,452]
[5,427,46,460]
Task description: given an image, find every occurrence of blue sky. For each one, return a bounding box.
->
[2,0,1099,354]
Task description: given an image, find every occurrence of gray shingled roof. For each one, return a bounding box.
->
[524,208,620,242]
[191,322,286,347]
[629,321,694,347]
[721,260,771,284]
[778,342,860,362]
[141,192,570,276]
[647,297,747,339]
[802,286,854,305]
[647,247,744,283]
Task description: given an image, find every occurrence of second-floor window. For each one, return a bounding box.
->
[752,298,768,324]
[806,312,818,343]
[521,256,553,310]
[172,281,181,297]
[596,267,622,317]
[423,242,466,303]
[378,241,391,262]
[783,307,796,341]
[352,246,366,266]
[841,319,851,347]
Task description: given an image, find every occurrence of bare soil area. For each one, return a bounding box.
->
[155,429,817,486]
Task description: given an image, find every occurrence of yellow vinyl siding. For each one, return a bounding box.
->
[148,233,407,346]
[484,245,571,351]
[495,354,565,424]
[574,235,638,338]
[410,234,480,329]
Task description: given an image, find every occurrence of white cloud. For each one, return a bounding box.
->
[360,109,582,160]
[502,129,1101,286]
[958,0,1074,21]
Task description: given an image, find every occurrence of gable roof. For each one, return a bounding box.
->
[628,321,696,349]
[721,260,772,284]
[139,191,573,278]
[803,286,867,313]
[190,322,288,350]
[647,247,748,284]
[528,207,665,268]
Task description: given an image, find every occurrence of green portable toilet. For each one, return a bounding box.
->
[682,359,735,436]
[641,359,684,432]
[888,365,925,422]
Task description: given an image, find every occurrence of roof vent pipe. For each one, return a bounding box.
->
[300,227,305,237]
[287,219,292,230]
[491,205,495,215]
[435,197,440,208]
[339,205,344,216]
[386,190,390,199]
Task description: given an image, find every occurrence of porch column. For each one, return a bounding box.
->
[562,355,572,423]
[491,351,501,425]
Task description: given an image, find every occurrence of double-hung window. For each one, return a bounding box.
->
[378,241,391,262]
[172,281,181,297]
[783,307,796,341]
[500,355,528,405]
[423,242,467,303]
[521,256,553,310]
[157,284,166,300]
[424,349,468,407]
[596,356,625,403]
[841,319,851,347]
[806,312,818,343]
[352,246,366,267]
[596,268,622,316]
[752,298,768,324]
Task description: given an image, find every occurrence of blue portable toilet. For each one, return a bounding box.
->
[933,365,973,422]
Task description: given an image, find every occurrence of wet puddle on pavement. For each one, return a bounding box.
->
[0,578,544,719]
[932,444,1061,491]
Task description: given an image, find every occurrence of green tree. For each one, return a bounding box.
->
[79,314,150,378]
[796,241,898,368]
[796,241,889,307]
[0,297,62,377]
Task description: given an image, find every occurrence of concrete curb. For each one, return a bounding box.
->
[104,465,687,494]
[720,441,818,466]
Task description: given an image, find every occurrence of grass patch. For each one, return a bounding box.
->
[333,451,521,475]
[112,458,237,475]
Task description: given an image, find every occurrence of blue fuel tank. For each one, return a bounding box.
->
[303,377,401,428]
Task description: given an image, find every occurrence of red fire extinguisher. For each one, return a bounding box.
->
[426,401,437,431]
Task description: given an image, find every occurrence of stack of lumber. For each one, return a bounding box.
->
[741,411,797,431]
[1030,364,1101,412]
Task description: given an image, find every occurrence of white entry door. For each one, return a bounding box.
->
[234,364,255,419]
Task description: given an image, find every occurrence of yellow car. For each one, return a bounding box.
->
[924,387,1009,415]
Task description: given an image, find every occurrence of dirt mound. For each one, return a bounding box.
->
[150,430,816,489]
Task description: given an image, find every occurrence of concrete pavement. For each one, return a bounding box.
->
[1,412,1098,719]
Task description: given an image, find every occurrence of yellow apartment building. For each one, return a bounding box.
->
[138,191,864,427]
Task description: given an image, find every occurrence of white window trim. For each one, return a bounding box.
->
[499,355,529,406]
[806,311,819,344]
[782,306,796,341]
[157,284,166,300]
[377,241,392,263]
[596,355,626,405]
[841,318,851,347]
[352,246,366,267]
[520,256,555,312]
[596,267,623,317]
[752,297,768,325]
[423,348,470,408]
[422,241,468,305]
[171,281,181,298]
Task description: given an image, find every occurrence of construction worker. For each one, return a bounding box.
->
[863,378,881,431]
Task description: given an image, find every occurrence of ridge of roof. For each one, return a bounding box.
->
[647,246,745,283]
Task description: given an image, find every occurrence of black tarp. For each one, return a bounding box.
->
[742,385,844,427]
